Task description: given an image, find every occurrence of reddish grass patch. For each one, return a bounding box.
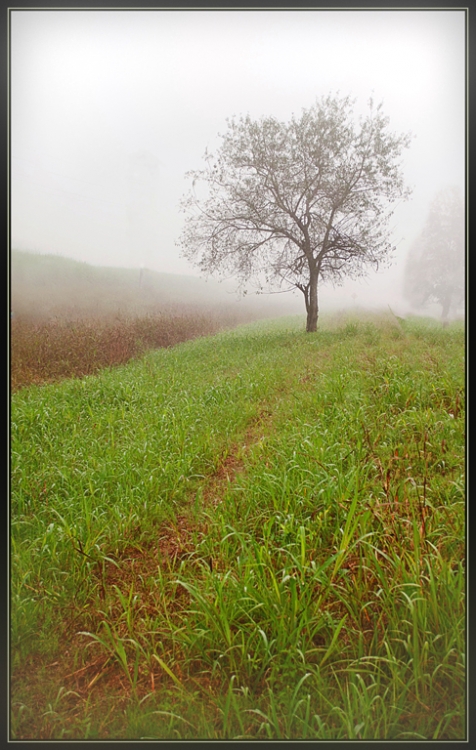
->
[10,308,249,391]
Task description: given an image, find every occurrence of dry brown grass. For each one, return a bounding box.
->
[10,306,250,391]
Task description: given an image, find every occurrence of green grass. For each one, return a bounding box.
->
[10,311,466,740]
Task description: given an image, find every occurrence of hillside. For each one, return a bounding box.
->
[10,250,301,321]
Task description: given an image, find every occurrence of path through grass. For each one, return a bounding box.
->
[10,312,466,740]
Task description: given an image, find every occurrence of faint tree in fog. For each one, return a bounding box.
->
[404,186,465,322]
[178,94,411,331]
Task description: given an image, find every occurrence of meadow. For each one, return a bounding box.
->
[10,309,246,391]
[10,311,466,740]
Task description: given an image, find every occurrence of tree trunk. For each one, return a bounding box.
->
[306,273,319,332]
[441,296,451,326]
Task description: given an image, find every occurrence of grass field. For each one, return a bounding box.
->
[10,311,466,740]
[10,309,248,391]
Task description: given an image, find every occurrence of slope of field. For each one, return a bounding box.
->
[10,311,254,391]
[10,313,466,740]
[10,249,303,391]
[10,249,300,321]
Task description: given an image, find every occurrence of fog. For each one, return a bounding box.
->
[10,9,466,315]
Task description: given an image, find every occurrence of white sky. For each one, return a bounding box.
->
[10,8,466,309]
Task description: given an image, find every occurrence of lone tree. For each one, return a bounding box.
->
[178,95,411,331]
[403,186,465,323]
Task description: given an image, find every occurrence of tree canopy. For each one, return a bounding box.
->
[178,94,412,331]
[403,186,465,322]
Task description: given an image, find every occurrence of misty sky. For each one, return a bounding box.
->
[10,8,466,309]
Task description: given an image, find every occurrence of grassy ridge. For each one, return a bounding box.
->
[10,312,466,740]
[11,249,299,321]
[10,249,247,317]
